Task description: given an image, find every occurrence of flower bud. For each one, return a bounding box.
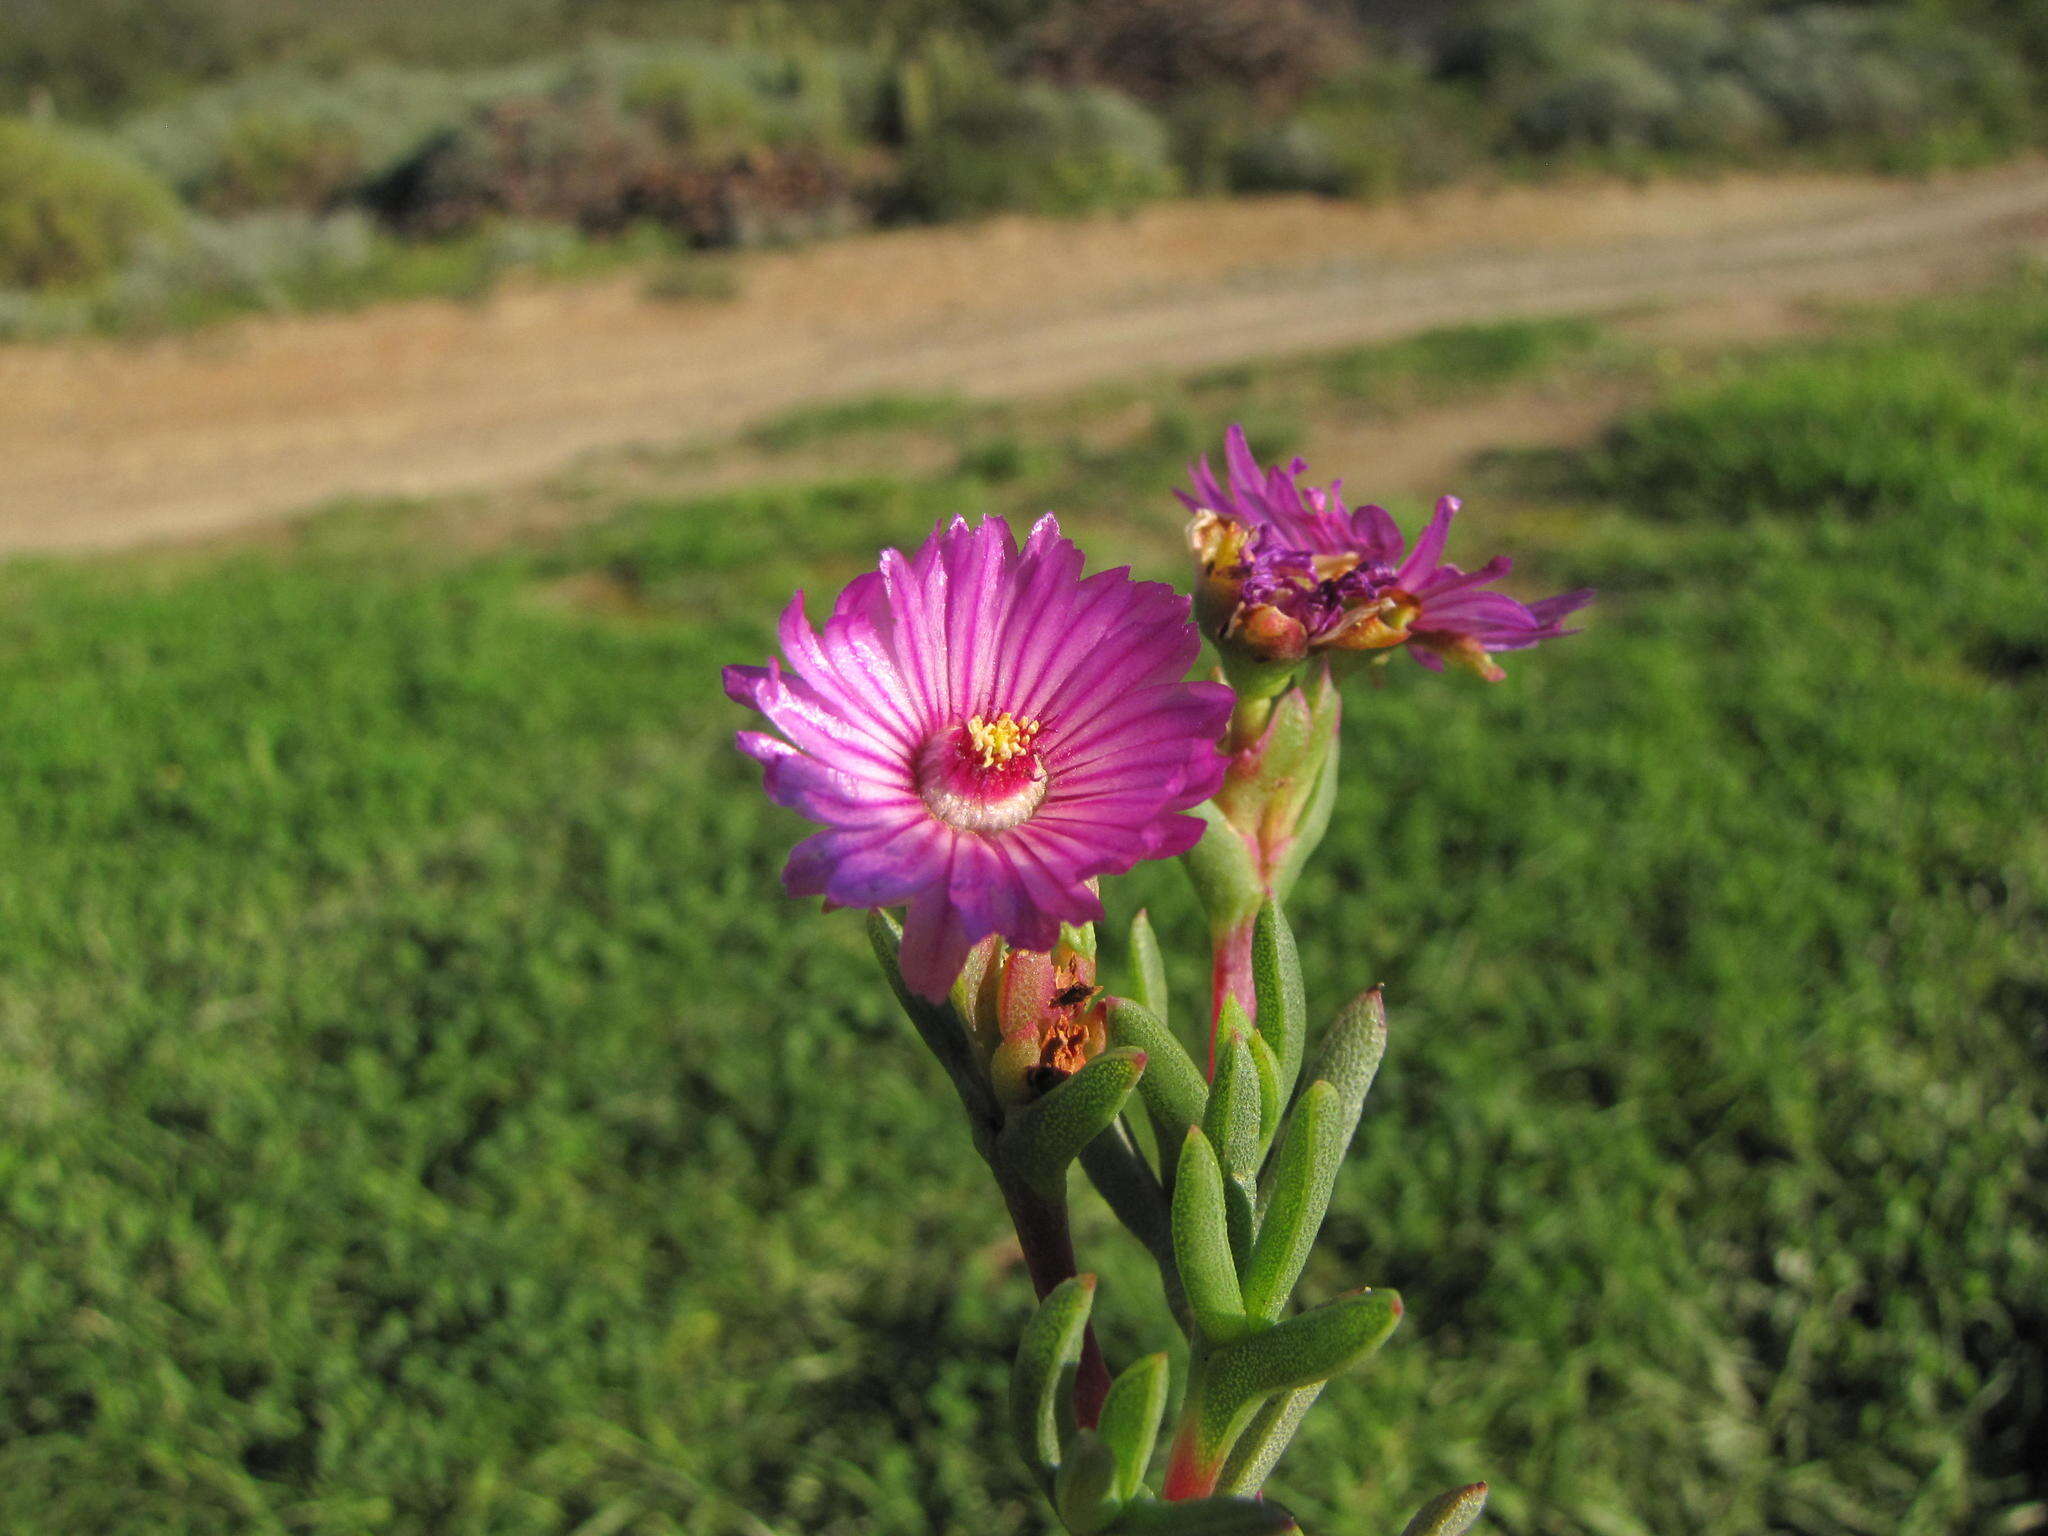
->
[958,929,1109,1109]
[1234,604,1309,665]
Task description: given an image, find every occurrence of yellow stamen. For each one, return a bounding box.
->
[966,711,1041,769]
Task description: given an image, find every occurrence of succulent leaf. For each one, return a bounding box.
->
[1246,1031,1282,1160]
[1205,1018,1263,1188]
[1298,987,1387,1158]
[1190,1290,1402,1469]
[1010,1275,1098,1480]
[1399,1483,1491,1536]
[1128,910,1171,1031]
[1105,998,1207,1147]
[1171,1129,1246,1341]
[1181,801,1265,932]
[1055,1429,1123,1535]
[1097,1353,1171,1502]
[1251,903,1306,1101]
[1243,1081,1345,1321]
[1001,1047,1147,1195]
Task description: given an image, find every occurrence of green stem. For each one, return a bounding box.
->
[1208,915,1258,1075]
[1001,1177,1111,1428]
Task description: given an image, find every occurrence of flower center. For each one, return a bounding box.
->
[966,711,1039,769]
[918,712,1049,833]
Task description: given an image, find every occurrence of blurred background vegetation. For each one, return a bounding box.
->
[2,274,2045,1531]
[2,0,2045,335]
[3,3,2046,1534]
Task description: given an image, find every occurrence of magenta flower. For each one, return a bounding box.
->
[1182,425,1591,678]
[725,514,1233,1000]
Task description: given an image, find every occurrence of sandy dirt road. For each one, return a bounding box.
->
[4,160,2047,554]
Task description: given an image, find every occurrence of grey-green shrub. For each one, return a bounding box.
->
[900,82,1180,219]
[105,209,383,319]
[116,62,559,210]
[1226,67,1489,198]
[0,117,184,287]
[1461,0,2033,161]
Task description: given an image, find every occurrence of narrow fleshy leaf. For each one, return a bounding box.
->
[1055,1429,1123,1535]
[1106,998,1207,1146]
[1251,903,1306,1102]
[868,909,1001,1137]
[1242,1081,1344,1321]
[1060,920,1099,964]
[1299,986,1387,1155]
[1181,802,1264,933]
[1001,1047,1147,1195]
[1187,1291,1402,1474]
[1128,910,1171,1031]
[1110,1495,1299,1534]
[1214,1385,1322,1497]
[1098,1353,1170,1502]
[1399,1483,1490,1536]
[1010,1275,1098,1479]
[1246,1031,1281,1161]
[1205,1022,1262,1266]
[1204,1018,1262,1188]
[1207,1289,1401,1407]
[1172,1129,1246,1340]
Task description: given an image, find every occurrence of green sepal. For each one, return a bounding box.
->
[1218,648,1307,708]
[952,937,1003,1056]
[1296,987,1387,1157]
[1171,1129,1247,1341]
[1246,1031,1281,1162]
[1097,1352,1170,1502]
[1191,1290,1402,1469]
[1060,920,1099,964]
[1000,1048,1147,1196]
[1250,903,1306,1103]
[1105,999,1207,1149]
[1108,1495,1299,1534]
[1055,1429,1123,1535]
[1128,910,1170,1031]
[1243,1081,1344,1322]
[1181,801,1264,934]
[1010,1275,1097,1481]
[1399,1483,1490,1536]
[1214,1384,1322,1497]
[867,909,1001,1140]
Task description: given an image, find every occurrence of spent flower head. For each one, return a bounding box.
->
[1182,425,1592,680]
[725,513,1232,1000]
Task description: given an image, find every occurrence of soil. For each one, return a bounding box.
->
[4,160,2046,554]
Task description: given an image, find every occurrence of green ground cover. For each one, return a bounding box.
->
[0,297,2042,1535]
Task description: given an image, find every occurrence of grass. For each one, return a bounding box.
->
[0,292,2043,1536]
[746,392,973,452]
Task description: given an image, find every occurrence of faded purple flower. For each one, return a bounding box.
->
[725,514,1233,1000]
[1182,424,1591,678]
[1393,496,1593,680]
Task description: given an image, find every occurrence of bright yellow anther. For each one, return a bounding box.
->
[966,711,1039,769]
